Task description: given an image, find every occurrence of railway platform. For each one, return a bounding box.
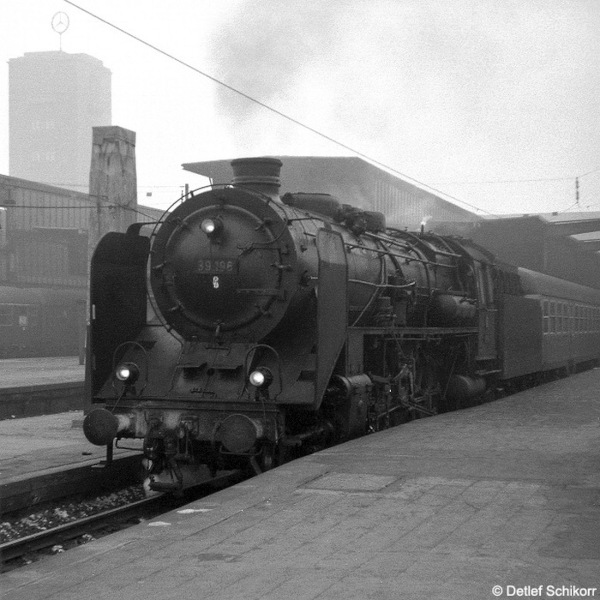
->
[2,368,600,599]
[0,357,85,419]
[0,411,141,514]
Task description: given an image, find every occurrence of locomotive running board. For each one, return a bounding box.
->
[315,229,348,409]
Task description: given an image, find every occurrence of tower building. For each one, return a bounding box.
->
[9,51,111,190]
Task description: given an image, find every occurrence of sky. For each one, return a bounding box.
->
[1,0,599,216]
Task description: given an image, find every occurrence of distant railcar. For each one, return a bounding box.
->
[0,286,85,358]
[498,268,600,380]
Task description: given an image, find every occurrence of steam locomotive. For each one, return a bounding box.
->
[83,157,600,492]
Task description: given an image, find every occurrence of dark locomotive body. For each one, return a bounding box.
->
[84,157,600,492]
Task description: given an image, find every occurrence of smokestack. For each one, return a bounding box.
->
[230,157,282,199]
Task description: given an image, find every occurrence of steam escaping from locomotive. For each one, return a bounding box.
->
[420,215,432,229]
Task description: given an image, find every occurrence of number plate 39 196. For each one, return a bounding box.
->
[196,258,237,274]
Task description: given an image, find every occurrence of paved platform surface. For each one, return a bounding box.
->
[0,411,142,514]
[2,369,600,600]
[0,412,132,484]
[0,357,86,419]
[0,357,84,390]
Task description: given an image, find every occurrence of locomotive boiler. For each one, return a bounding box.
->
[83,157,503,492]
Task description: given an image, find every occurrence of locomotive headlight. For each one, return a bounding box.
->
[248,367,273,389]
[115,362,140,384]
[200,217,223,237]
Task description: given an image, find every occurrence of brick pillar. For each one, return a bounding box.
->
[88,126,137,254]
[85,126,137,414]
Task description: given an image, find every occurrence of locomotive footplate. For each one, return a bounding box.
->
[84,400,283,492]
[349,326,479,337]
[88,400,280,449]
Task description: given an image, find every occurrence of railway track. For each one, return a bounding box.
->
[0,494,164,567]
[1,469,245,571]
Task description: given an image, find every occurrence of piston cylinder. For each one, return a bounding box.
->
[430,293,476,323]
[445,375,486,403]
[217,414,264,454]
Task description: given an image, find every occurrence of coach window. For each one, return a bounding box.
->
[543,301,549,334]
[0,304,12,326]
[549,302,556,333]
[27,305,39,328]
[557,303,563,333]
[475,264,488,306]
[568,304,572,332]
[484,265,494,305]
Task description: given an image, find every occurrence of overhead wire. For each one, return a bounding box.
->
[433,167,600,186]
[578,166,600,179]
[42,182,185,190]
[63,0,495,216]
[440,168,600,216]
[0,203,162,221]
[435,175,581,185]
[62,1,599,218]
